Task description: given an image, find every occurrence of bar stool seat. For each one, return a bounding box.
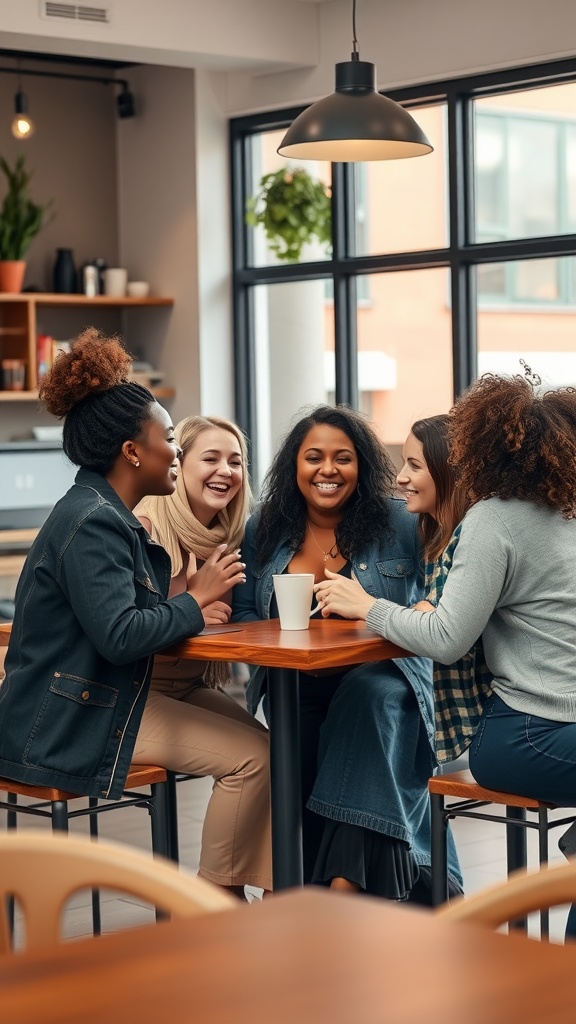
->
[428,768,576,937]
[0,763,173,934]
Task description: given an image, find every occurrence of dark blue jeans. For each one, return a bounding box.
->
[469,693,576,939]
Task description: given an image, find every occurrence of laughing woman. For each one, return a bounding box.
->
[134,415,272,896]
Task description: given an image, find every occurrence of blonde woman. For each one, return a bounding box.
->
[134,415,271,898]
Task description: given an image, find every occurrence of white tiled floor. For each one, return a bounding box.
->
[1,756,573,944]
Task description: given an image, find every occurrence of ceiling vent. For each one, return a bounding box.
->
[40,2,110,23]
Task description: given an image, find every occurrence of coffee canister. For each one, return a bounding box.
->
[53,248,78,294]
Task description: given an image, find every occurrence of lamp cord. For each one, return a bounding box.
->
[351,0,359,60]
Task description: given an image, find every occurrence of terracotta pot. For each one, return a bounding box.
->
[0,260,26,293]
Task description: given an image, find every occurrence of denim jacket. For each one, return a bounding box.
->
[232,497,436,753]
[0,469,204,800]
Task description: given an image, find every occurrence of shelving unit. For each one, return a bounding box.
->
[0,293,175,400]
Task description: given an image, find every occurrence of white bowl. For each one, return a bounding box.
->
[127,281,150,298]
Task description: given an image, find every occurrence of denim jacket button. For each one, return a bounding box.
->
[358,563,367,571]
[396,564,405,574]
[81,690,90,700]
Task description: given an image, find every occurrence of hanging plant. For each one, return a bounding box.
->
[245,167,332,263]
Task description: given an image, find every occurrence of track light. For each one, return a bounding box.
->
[116,83,135,119]
[1,64,136,136]
[277,0,432,162]
[11,89,35,140]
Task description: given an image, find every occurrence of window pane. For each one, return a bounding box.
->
[474,83,576,242]
[478,257,574,307]
[356,269,453,467]
[476,258,576,386]
[253,281,334,485]
[247,130,331,267]
[354,105,447,256]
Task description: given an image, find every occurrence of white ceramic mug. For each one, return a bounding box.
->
[272,573,315,630]
[103,267,128,297]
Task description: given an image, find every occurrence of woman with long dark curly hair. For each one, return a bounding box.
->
[233,404,463,902]
[315,376,576,869]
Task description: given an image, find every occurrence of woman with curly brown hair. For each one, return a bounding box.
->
[315,374,576,816]
[0,329,272,897]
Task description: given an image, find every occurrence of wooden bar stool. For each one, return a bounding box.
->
[429,768,576,937]
[0,764,172,934]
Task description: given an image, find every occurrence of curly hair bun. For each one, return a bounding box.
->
[39,328,133,418]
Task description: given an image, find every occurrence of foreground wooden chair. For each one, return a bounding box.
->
[0,830,236,954]
[438,860,576,935]
[428,768,576,936]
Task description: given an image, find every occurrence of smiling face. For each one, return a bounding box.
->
[134,402,180,496]
[397,432,437,518]
[296,423,359,517]
[180,426,243,526]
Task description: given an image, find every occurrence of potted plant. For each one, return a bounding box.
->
[0,155,54,293]
[245,167,332,263]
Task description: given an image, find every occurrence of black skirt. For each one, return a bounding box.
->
[311,818,418,900]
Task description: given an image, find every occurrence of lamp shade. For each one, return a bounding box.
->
[277,59,432,162]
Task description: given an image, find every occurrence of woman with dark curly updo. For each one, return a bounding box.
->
[233,404,463,902]
[315,375,576,930]
[0,329,272,897]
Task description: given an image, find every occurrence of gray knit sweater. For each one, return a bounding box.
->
[366,497,576,721]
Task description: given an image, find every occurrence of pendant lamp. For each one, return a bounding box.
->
[277,0,432,162]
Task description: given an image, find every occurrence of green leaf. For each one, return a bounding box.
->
[0,155,55,260]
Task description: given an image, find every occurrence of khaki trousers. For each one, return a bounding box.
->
[132,678,272,890]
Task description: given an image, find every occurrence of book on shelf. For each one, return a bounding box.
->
[36,336,72,381]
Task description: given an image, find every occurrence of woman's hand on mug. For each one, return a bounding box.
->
[186,545,246,608]
[314,569,376,621]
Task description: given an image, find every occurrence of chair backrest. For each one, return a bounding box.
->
[0,830,236,954]
[438,861,576,930]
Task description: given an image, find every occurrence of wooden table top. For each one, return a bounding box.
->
[0,617,410,670]
[163,618,410,670]
[1,888,574,1023]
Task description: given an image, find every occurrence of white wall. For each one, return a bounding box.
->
[225,0,576,114]
[117,64,202,422]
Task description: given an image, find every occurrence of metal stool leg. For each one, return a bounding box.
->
[165,772,180,864]
[149,782,171,860]
[430,792,449,906]
[88,797,102,936]
[6,793,17,939]
[538,807,550,939]
[506,806,527,932]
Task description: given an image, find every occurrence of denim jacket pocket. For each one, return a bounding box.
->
[375,557,415,601]
[376,557,414,578]
[23,673,119,776]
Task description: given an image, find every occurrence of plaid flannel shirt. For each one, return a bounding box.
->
[426,524,493,762]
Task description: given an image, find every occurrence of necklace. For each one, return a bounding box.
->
[307,521,340,562]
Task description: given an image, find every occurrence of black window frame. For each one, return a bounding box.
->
[230,57,576,479]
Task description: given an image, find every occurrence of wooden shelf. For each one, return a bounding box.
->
[0,387,174,402]
[0,293,176,402]
[0,391,39,402]
[0,293,173,307]
[0,528,39,545]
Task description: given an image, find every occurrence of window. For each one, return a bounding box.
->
[231,62,576,481]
